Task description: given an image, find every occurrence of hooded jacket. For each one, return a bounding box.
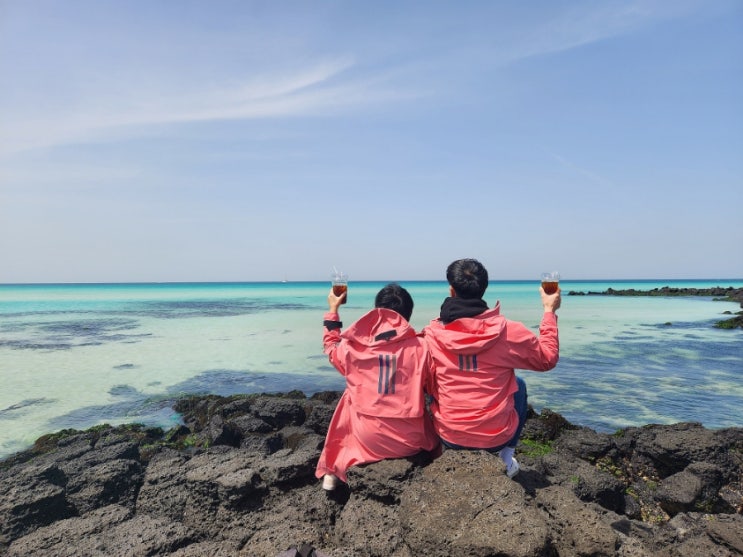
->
[423,301,558,448]
[317,307,439,482]
[323,308,429,418]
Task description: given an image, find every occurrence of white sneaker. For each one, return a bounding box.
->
[505,457,520,479]
[322,474,338,491]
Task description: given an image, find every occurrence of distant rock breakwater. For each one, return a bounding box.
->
[1,391,741,556]
[568,286,743,329]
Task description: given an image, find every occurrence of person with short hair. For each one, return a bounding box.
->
[316,283,439,490]
[423,259,561,478]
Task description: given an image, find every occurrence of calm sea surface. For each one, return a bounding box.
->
[1,279,742,459]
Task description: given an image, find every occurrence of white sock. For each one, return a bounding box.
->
[499,447,515,466]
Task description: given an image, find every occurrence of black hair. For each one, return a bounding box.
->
[374,283,414,321]
[446,258,488,299]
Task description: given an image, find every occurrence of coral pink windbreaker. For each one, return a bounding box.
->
[423,302,559,449]
[324,308,431,418]
[316,308,439,482]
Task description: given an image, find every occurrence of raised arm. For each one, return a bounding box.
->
[323,287,348,375]
[502,285,561,371]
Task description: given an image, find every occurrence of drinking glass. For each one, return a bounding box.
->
[331,271,348,304]
[541,272,560,295]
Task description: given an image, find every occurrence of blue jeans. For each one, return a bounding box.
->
[441,376,528,452]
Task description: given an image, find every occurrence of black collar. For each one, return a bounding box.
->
[439,297,489,325]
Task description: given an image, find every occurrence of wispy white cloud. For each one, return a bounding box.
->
[548,152,615,191]
[486,0,711,65]
[0,57,417,156]
[0,0,725,158]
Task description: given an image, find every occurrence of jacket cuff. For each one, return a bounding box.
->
[323,312,342,330]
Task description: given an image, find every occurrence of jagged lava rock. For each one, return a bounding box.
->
[0,392,741,557]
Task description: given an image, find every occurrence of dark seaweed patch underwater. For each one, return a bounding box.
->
[0,318,149,350]
[42,368,345,434]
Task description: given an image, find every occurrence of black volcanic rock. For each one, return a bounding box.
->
[1,392,741,556]
[567,286,743,328]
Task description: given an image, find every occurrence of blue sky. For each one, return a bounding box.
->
[1,0,741,282]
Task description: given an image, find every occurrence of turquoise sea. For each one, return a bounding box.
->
[1,279,742,459]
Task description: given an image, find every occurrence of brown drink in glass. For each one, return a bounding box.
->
[331,272,348,304]
[332,283,348,302]
[541,272,560,295]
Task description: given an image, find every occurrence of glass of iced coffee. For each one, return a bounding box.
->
[541,272,560,295]
[331,271,348,304]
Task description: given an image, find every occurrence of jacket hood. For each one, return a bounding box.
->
[426,302,505,354]
[341,308,417,348]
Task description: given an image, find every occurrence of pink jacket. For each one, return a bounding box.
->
[423,302,559,448]
[317,308,439,481]
[323,308,429,418]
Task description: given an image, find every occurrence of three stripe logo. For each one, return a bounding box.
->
[458,354,478,371]
[378,354,397,395]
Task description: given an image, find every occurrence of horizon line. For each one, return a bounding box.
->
[2,278,742,287]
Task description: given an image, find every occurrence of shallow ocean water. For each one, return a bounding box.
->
[1,279,741,458]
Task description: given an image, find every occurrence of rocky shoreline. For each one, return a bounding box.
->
[1,391,741,556]
[567,286,743,329]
